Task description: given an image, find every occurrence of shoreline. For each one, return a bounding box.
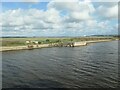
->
[0,39,116,52]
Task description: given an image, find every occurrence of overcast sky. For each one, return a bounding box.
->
[1,0,119,37]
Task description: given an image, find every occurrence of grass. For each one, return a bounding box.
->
[0,36,119,46]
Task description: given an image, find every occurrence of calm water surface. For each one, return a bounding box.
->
[2,41,119,88]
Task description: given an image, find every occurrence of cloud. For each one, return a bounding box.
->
[48,0,95,22]
[22,0,40,2]
[97,3,118,19]
[86,20,98,28]
[1,1,118,36]
[1,7,64,36]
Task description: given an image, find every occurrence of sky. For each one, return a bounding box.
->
[0,0,119,37]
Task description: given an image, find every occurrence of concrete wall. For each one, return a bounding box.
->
[74,42,87,46]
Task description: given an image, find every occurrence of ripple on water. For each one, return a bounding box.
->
[2,41,118,88]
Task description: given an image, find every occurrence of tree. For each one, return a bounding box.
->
[70,39,73,41]
[56,40,61,43]
[46,39,50,43]
[38,41,41,44]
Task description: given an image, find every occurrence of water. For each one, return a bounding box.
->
[2,41,119,88]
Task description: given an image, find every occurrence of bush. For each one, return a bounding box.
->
[38,41,41,44]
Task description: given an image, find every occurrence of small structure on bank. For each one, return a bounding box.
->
[26,40,33,49]
[32,41,39,47]
[25,40,87,49]
[25,40,39,49]
[49,41,87,47]
[51,42,74,47]
[74,42,87,46]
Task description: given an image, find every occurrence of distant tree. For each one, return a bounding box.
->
[46,39,50,43]
[46,39,49,42]
[56,40,61,43]
[38,41,41,44]
[70,39,73,41]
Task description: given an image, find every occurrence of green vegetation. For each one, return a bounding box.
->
[0,36,119,46]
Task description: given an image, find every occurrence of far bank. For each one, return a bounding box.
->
[0,39,117,52]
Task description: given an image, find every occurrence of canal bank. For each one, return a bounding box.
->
[0,39,114,52]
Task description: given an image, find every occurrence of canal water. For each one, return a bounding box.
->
[2,41,119,88]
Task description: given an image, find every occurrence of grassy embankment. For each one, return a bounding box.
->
[0,36,119,47]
